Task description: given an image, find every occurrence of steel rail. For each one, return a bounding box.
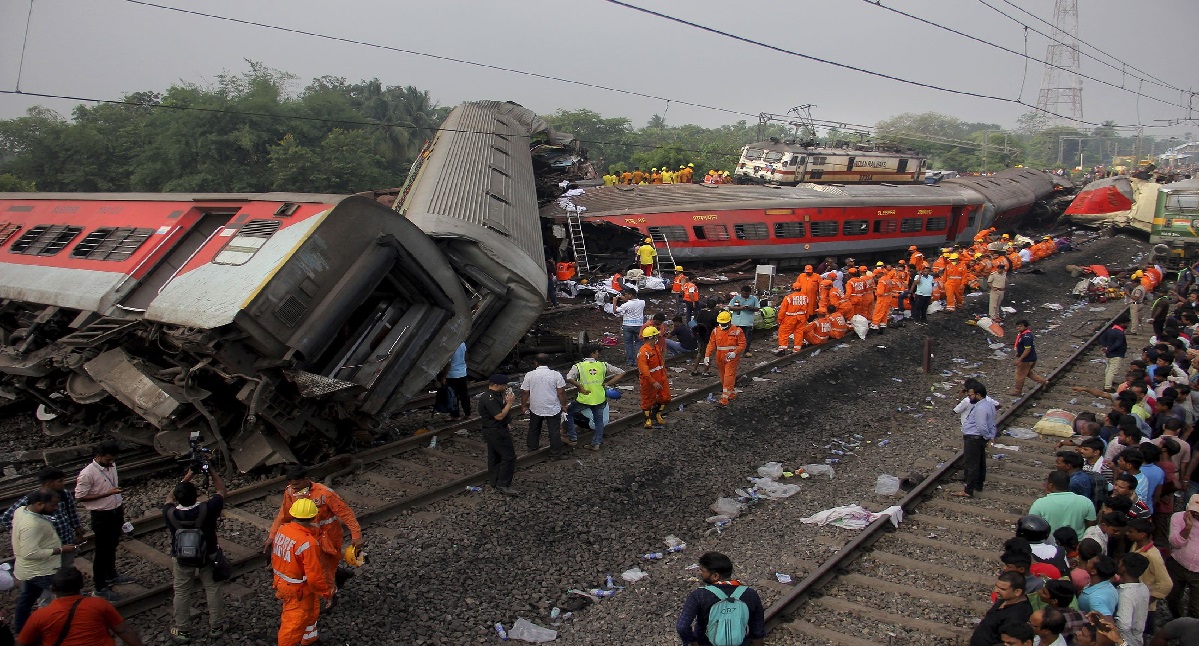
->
[762,304,1129,631]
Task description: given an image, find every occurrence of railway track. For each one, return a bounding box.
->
[95,332,826,619]
[763,303,1134,645]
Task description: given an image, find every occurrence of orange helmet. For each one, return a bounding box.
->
[908,245,918,251]
[804,265,813,273]
[820,279,833,287]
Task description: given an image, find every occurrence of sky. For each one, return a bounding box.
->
[0,0,1196,141]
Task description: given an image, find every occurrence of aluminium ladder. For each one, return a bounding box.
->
[648,228,678,277]
[564,204,591,273]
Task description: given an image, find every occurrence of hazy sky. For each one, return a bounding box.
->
[1,0,1196,140]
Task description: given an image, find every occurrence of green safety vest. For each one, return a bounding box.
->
[575,359,607,405]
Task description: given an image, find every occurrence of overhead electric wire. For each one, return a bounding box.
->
[601,0,1187,130]
[983,0,1188,95]
[860,0,1189,112]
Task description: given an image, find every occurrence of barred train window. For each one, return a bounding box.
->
[900,218,923,233]
[872,220,898,234]
[926,217,948,231]
[213,219,281,265]
[809,221,838,237]
[647,225,687,242]
[842,220,869,236]
[773,222,805,239]
[71,227,154,261]
[734,223,768,240]
[9,225,83,256]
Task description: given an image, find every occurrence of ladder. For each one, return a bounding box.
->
[648,228,678,277]
[564,205,591,273]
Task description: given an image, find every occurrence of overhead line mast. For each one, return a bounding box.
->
[1035,0,1084,124]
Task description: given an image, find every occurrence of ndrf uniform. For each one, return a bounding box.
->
[272,521,332,646]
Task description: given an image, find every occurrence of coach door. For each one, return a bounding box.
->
[897,158,909,174]
[946,206,965,242]
[119,212,231,311]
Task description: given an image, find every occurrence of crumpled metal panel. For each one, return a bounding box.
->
[83,348,190,429]
[283,369,360,398]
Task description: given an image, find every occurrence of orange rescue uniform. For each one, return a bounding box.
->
[803,317,832,346]
[269,483,362,590]
[776,291,811,352]
[846,275,870,320]
[828,311,849,339]
[943,261,968,311]
[637,342,670,410]
[272,522,334,646]
[705,325,746,405]
[871,272,898,328]
[672,273,686,294]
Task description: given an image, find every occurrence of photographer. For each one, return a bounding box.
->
[163,467,227,643]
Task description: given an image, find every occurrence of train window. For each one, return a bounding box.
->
[648,225,687,242]
[763,151,783,163]
[734,223,768,240]
[743,148,764,161]
[966,213,977,227]
[773,222,806,238]
[900,218,923,233]
[0,222,22,247]
[810,156,827,165]
[872,220,898,234]
[692,224,730,241]
[71,227,154,261]
[1167,194,1199,212]
[926,217,948,231]
[842,220,869,236]
[809,221,838,237]
[809,170,824,180]
[213,218,282,265]
[9,224,83,256]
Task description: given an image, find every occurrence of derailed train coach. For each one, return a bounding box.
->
[0,100,552,472]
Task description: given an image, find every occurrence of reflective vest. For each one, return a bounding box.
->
[672,274,686,293]
[574,359,608,406]
[271,522,331,597]
[682,282,700,303]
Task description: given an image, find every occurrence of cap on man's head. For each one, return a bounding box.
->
[488,374,509,385]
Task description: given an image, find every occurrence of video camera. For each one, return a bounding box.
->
[179,430,213,474]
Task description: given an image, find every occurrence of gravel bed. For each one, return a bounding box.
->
[0,233,1146,644]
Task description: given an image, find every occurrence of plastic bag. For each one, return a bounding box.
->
[749,477,801,499]
[757,462,784,479]
[509,617,558,643]
[1004,427,1038,440]
[926,300,944,314]
[975,316,1005,337]
[850,314,869,340]
[0,563,12,592]
[1034,409,1076,437]
[874,474,900,496]
[711,497,746,518]
[801,464,835,479]
[621,567,649,583]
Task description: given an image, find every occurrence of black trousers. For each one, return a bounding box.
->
[911,293,931,321]
[445,377,471,417]
[527,414,563,456]
[91,506,124,587]
[482,427,516,488]
[962,436,988,494]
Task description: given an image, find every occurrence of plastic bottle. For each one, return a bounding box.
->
[494,623,509,640]
[590,588,618,597]
[706,393,716,403]
[465,486,483,493]
[666,544,686,553]
[824,458,840,464]
[831,449,845,455]
[642,552,664,560]
[877,439,891,447]
[605,574,616,589]
[428,435,438,449]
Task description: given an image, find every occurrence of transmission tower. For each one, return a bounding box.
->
[1035,0,1083,124]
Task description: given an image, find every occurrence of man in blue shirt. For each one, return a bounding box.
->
[439,342,470,418]
[728,286,760,357]
[910,266,935,323]
[675,552,765,646]
[1138,443,1166,515]
[1078,555,1119,615]
[1097,317,1128,392]
[954,381,998,498]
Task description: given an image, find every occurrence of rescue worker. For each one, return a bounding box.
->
[631,167,644,184]
[933,249,951,273]
[650,168,662,184]
[636,238,657,275]
[846,267,869,320]
[271,498,334,646]
[703,312,746,407]
[620,169,633,185]
[266,466,363,601]
[683,163,695,183]
[637,327,670,429]
[775,282,811,355]
[681,277,700,323]
[602,172,617,187]
[816,276,835,314]
[672,266,687,315]
[827,304,848,339]
[795,266,820,309]
[908,246,927,272]
[870,266,898,332]
[944,253,968,312]
[610,272,623,294]
[893,260,911,312]
[1006,246,1022,271]
[661,167,674,184]
[802,312,832,347]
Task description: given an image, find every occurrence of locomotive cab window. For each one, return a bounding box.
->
[872,220,898,234]
[773,222,806,239]
[10,224,83,256]
[691,224,729,241]
[213,219,282,265]
[742,148,763,161]
[734,223,768,240]
[763,151,783,163]
[926,217,948,231]
[1166,193,1199,212]
[71,227,154,261]
[842,220,869,236]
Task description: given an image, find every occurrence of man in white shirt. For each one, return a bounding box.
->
[74,441,128,600]
[520,355,569,459]
[615,289,646,367]
[1029,607,1067,646]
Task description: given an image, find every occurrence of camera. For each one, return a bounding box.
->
[180,430,213,473]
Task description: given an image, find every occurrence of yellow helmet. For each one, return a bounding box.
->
[674,265,684,271]
[950,253,960,260]
[680,165,686,169]
[343,545,366,567]
[641,326,660,338]
[875,261,884,267]
[942,251,951,257]
[1132,270,1144,279]
[645,237,653,243]
[688,163,695,167]
[289,498,319,519]
[716,311,733,324]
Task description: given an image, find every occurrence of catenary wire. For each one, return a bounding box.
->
[14,0,36,92]
[860,0,1188,112]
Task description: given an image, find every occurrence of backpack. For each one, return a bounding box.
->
[433,384,458,414]
[704,585,750,646]
[168,504,208,566]
[754,306,777,330]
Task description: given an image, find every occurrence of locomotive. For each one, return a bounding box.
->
[544,168,1069,263]
[0,100,554,472]
[733,139,926,185]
